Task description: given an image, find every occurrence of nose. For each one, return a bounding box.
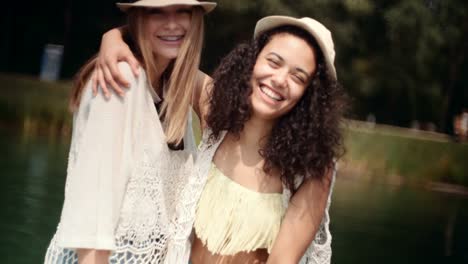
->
[168,16,178,29]
[271,69,288,89]
[164,13,179,30]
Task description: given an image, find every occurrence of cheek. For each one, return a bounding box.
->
[287,85,307,106]
[177,15,191,31]
[252,63,270,80]
[146,20,160,35]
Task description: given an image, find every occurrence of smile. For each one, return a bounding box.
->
[157,35,184,42]
[260,85,284,101]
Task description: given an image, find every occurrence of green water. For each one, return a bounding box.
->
[1,129,467,264]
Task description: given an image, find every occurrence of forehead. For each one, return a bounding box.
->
[146,4,192,12]
[262,33,316,74]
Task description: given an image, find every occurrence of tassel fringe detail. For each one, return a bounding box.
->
[193,163,286,255]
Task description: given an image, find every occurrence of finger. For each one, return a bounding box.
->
[103,66,124,96]
[97,66,110,99]
[128,55,140,77]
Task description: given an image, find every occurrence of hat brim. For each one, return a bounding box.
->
[254,16,337,80]
[117,1,216,13]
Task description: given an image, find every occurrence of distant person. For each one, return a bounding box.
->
[457,109,468,142]
[44,0,217,263]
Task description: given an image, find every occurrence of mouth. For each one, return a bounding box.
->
[157,35,185,42]
[259,84,285,101]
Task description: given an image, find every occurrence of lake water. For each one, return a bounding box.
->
[1,129,467,263]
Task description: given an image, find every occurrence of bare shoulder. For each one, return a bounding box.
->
[299,168,333,193]
[195,70,213,99]
[290,167,334,210]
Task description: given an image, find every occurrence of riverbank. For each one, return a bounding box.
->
[341,120,468,188]
[1,73,467,188]
[0,73,72,138]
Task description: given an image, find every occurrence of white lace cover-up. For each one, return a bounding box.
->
[44,62,197,264]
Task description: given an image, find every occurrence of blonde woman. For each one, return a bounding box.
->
[44,1,216,264]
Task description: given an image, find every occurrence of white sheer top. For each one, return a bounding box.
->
[45,62,196,263]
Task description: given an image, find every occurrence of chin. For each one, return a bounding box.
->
[161,53,179,60]
[251,104,282,121]
[154,48,180,60]
[250,95,285,120]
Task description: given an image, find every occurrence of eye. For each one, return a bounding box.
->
[177,8,192,14]
[267,58,280,68]
[147,8,163,15]
[292,74,306,84]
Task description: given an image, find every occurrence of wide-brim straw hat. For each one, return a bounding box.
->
[254,16,337,80]
[117,0,217,13]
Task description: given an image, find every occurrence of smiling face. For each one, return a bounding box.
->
[250,33,317,121]
[145,5,192,61]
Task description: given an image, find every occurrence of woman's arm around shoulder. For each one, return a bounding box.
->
[92,27,140,98]
[192,70,213,131]
[266,169,334,264]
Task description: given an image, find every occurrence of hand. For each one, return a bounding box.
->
[92,27,140,98]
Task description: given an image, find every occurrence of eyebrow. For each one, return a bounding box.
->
[268,52,311,79]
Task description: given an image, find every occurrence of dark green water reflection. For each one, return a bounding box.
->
[1,129,467,263]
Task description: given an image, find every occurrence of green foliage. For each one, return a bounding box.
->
[207,0,468,131]
[2,0,467,132]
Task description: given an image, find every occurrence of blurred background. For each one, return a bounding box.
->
[1,0,467,263]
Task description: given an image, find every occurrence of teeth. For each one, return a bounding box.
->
[260,86,283,101]
[158,36,183,41]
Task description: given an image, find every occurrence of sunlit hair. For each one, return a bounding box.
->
[69,6,205,145]
[207,26,347,193]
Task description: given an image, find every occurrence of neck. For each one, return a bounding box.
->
[156,56,172,75]
[151,56,173,95]
[237,115,276,149]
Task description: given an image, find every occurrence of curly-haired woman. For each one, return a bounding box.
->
[97,15,346,264]
[186,16,346,264]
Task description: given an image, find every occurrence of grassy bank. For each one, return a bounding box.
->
[1,73,467,187]
[0,73,72,137]
[342,121,468,187]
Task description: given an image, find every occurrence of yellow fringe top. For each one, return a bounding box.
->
[193,163,286,255]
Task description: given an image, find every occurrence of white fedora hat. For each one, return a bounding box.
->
[254,16,337,80]
[117,0,217,13]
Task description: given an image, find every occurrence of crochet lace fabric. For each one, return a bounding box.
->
[45,113,196,264]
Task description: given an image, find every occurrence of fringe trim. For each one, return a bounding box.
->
[194,163,286,255]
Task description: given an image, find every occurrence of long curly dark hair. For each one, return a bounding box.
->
[207,26,347,193]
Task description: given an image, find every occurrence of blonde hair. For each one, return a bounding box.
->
[161,7,204,144]
[70,7,205,145]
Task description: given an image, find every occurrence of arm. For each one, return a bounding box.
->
[193,71,213,132]
[92,27,140,98]
[267,169,334,264]
[57,63,139,263]
[77,249,110,264]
